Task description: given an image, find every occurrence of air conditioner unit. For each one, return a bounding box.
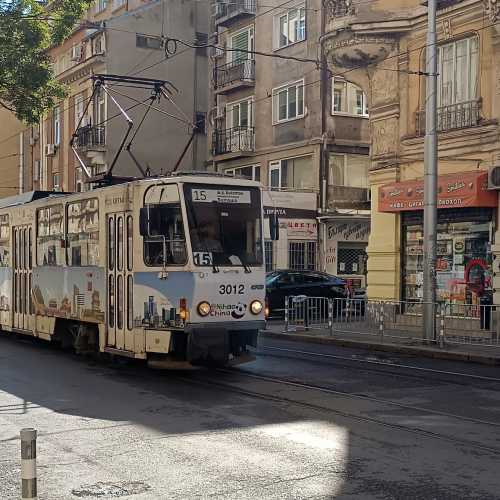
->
[33,160,41,181]
[488,166,500,189]
[70,45,82,61]
[45,144,56,156]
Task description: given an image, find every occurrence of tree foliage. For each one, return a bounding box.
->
[0,0,92,123]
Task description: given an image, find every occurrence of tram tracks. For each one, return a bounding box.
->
[257,345,500,386]
[175,368,500,456]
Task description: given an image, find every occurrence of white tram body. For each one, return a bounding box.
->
[0,175,266,366]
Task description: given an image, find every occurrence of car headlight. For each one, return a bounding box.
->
[250,300,263,315]
[197,301,211,316]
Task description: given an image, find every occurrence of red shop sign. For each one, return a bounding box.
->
[378,171,497,212]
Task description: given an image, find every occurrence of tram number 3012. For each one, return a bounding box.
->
[219,284,245,295]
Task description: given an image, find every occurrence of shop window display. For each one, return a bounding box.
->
[403,219,492,306]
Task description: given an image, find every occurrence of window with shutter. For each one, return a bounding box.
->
[230,28,253,62]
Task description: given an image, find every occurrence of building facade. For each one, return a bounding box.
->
[323,0,500,306]
[209,0,371,285]
[19,0,208,193]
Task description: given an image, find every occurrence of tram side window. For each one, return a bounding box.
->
[67,199,100,266]
[37,205,64,266]
[143,204,187,266]
[0,214,10,267]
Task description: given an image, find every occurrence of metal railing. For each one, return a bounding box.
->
[214,59,255,90]
[284,296,500,348]
[416,100,480,136]
[324,0,355,20]
[214,0,256,22]
[74,125,106,149]
[212,126,255,155]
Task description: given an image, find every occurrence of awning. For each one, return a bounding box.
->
[378,171,497,213]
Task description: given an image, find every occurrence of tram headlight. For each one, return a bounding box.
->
[250,300,263,315]
[197,301,211,317]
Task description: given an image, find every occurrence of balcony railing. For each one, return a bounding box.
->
[74,125,106,149]
[324,0,355,21]
[416,100,480,136]
[212,127,255,156]
[214,0,256,26]
[214,59,255,92]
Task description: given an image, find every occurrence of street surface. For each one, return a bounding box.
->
[1,334,500,499]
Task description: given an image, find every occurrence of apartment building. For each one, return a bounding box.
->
[20,0,208,193]
[323,0,500,305]
[0,109,25,198]
[209,0,371,284]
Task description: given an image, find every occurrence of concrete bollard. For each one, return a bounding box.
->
[20,428,37,500]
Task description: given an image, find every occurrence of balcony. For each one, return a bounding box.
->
[328,185,370,209]
[214,60,255,94]
[324,0,355,21]
[214,0,256,27]
[74,125,106,151]
[212,127,255,157]
[415,100,481,136]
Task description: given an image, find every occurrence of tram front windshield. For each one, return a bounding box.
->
[184,184,263,268]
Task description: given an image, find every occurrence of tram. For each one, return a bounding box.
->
[0,174,269,367]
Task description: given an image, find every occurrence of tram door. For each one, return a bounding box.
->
[13,226,33,332]
[106,213,134,350]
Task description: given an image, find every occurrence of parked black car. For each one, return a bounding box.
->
[266,270,348,317]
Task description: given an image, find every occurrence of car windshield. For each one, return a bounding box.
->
[184,184,263,267]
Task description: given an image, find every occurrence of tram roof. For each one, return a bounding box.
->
[0,191,67,210]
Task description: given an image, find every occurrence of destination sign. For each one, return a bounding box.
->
[191,189,251,204]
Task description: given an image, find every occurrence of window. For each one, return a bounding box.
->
[437,36,479,107]
[328,154,369,189]
[269,156,314,190]
[75,167,84,193]
[108,217,115,270]
[74,94,85,128]
[96,0,107,13]
[53,106,61,145]
[136,34,162,49]
[0,214,10,267]
[94,87,106,126]
[224,164,260,181]
[227,98,253,129]
[127,275,133,330]
[337,242,367,275]
[143,204,187,267]
[275,6,306,48]
[117,216,124,271]
[288,241,316,270]
[230,27,254,62]
[332,78,368,116]
[37,205,64,266]
[52,174,60,191]
[93,33,105,55]
[273,81,304,123]
[126,215,133,271]
[265,240,274,272]
[67,199,100,266]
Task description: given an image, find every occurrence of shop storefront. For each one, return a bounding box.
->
[325,217,370,288]
[262,191,318,271]
[379,171,497,305]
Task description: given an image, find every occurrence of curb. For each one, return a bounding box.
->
[259,331,500,366]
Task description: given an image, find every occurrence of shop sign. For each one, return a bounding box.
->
[378,171,497,212]
[287,220,317,238]
[327,221,370,242]
[263,190,317,219]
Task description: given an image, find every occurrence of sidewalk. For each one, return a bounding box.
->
[261,321,500,366]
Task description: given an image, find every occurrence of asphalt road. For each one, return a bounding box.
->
[1,333,500,499]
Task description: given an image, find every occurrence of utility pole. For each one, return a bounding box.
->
[423,0,438,341]
[319,0,329,272]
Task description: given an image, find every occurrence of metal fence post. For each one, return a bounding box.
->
[379,302,384,339]
[305,298,310,331]
[328,298,333,335]
[20,428,37,500]
[284,296,289,332]
[439,303,445,348]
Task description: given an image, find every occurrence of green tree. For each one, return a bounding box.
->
[0,0,92,123]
